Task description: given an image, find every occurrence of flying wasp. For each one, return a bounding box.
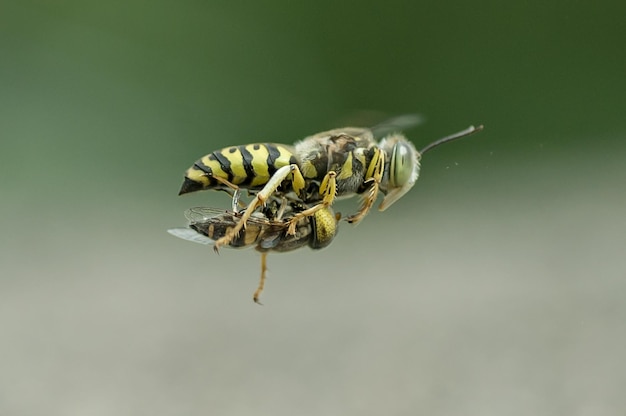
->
[178,122,483,251]
[168,201,340,303]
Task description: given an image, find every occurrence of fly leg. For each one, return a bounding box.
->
[253,252,268,304]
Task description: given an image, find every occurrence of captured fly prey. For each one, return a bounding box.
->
[169,201,339,303]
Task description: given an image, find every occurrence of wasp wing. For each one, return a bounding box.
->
[370,114,425,138]
[304,127,374,143]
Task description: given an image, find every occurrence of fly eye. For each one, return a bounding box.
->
[309,208,337,249]
[390,142,415,188]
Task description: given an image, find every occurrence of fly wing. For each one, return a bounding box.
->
[167,228,213,245]
[176,206,293,249]
[257,217,312,253]
[184,207,238,223]
[183,207,286,228]
[173,205,310,250]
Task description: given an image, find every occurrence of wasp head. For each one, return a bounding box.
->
[378,134,420,211]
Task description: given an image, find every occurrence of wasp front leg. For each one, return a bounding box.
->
[346,147,385,224]
[213,164,306,252]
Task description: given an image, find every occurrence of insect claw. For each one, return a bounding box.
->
[345,215,358,224]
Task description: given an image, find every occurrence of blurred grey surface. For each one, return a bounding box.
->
[1,1,625,415]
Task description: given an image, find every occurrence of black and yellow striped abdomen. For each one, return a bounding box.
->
[179,143,298,195]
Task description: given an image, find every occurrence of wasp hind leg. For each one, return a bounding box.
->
[253,252,269,304]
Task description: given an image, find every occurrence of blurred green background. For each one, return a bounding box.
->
[2,1,625,415]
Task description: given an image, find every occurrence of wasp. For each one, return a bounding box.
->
[168,201,340,303]
[178,122,483,250]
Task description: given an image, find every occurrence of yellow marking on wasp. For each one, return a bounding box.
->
[221,147,248,185]
[208,223,215,239]
[200,155,229,180]
[373,149,385,181]
[247,144,271,187]
[275,145,295,167]
[337,152,353,180]
[365,147,382,180]
[184,168,211,186]
[319,171,337,205]
[301,160,318,179]
[211,165,229,179]
[291,165,306,198]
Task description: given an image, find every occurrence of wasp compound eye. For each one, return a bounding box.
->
[390,140,419,188]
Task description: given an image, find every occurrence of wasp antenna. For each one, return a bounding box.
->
[419,125,484,155]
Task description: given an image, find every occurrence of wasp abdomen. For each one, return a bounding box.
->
[179,143,297,195]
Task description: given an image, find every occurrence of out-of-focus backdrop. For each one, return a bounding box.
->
[2,1,625,415]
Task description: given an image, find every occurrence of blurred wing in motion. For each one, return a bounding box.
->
[371,114,425,138]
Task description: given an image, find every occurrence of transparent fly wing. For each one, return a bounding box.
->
[167,228,213,245]
[183,206,285,229]
[184,207,238,223]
